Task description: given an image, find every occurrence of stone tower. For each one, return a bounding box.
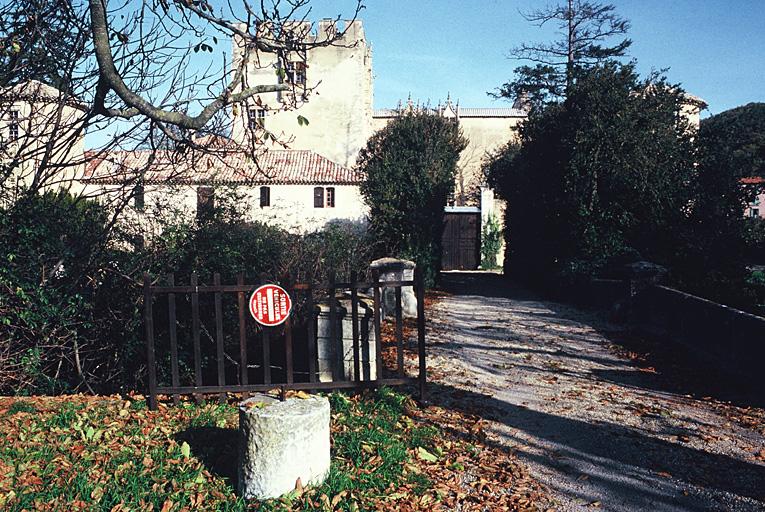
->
[231,20,373,168]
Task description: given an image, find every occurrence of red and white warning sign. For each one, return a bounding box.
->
[249,284,292,327]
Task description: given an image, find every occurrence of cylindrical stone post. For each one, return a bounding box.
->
[238,394,330,500]
[369,257,418,319]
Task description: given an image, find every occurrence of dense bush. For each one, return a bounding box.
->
[488,63,764,311]
[0,190,139,394]
[0,189,376,395]
[488,62,696,288]
[358,109,467,285]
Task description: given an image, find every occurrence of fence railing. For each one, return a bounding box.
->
[143,269,426,410]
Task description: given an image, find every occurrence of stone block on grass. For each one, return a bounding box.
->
[238,394,330,500]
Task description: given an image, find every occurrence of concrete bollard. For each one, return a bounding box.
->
[238,394,330,500]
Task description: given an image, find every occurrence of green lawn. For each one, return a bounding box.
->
[0,388,537,511]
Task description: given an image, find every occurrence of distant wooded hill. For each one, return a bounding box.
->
[701,103,765,179]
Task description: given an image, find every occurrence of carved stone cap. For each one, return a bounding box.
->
[369,257,416,272]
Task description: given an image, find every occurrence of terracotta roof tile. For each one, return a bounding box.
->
[82,149,361,186]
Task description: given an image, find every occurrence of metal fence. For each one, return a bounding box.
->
[143,269,426,410]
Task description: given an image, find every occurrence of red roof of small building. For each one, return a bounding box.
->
[741,176,765,185]
[82,148,361,186]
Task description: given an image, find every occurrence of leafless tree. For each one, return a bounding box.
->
[0,0,363,202]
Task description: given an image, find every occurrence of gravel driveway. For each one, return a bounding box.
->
[424,272,765,511]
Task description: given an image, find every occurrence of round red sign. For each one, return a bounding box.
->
[249,284,292,326]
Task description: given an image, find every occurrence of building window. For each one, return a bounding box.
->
[197,186,215,220]
[134,182,145,211]
[751,208,760,218]
[286,61,306,85]
[314,187,335,208]
[8,110,19,141]
[260,186,270,207]
[248,108,266,130]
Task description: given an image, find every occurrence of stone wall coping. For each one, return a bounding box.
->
[653,285,765,324]
[369,257,416,271]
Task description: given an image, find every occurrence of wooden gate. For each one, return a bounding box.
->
[143,270,426,409]
[442,211,480,270]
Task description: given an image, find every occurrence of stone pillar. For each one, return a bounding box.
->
[370,257,417,318]
[624,261,668,297]
[316,297,377,382]
[238,394,330,500]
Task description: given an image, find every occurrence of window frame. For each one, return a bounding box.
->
[196,186,215,220]
[248,108,266,130]
[260,186,271,208]
[325,187,335,208]
[314,186,324,208]
[286,61,307,85]
[8,110,19,141]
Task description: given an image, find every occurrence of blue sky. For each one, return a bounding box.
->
[88,0,764,148]
[318,0,765,116]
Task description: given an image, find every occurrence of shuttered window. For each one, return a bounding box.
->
[8,110,19,141]
[134,182,145,211]
[260,186,270,207]
[314,187,324,208]
[197,186,215,220]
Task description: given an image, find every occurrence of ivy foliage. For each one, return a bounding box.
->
[480,213,502,270]
[358,109,467,284]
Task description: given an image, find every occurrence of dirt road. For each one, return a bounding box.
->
[425,272,765,511]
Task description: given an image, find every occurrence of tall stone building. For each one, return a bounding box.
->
[232,19,524,268]
[231,20,374,169]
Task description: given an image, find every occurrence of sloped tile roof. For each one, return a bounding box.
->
[82,149,361,186]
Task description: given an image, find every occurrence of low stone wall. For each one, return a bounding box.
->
[631,285,765,383]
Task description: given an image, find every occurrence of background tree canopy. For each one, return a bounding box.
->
[358,110,467,284]
[699,103,765,180]
[487,62,697,286]
[677,103,765,306]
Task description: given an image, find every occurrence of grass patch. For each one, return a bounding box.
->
[0,389,441,511]
[0,389,540,510]
[6,400,36,415]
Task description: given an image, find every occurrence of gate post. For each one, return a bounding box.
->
[415,267,427,401]
[143,273,158,411]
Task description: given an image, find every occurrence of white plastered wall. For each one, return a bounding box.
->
[81,182,368,235]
